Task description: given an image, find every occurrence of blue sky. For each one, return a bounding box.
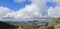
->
[0,0,31,11]
[0,0,56,11]
[46,1,56,8]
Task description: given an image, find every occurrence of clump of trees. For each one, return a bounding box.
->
[18,18,60,29]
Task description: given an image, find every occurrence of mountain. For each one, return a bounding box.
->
[2,19,49,26]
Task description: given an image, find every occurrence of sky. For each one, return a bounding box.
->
[0,0,31,11]
[0,0,56,11]
[0,0,60,21]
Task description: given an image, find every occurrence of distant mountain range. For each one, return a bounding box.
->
[0,17,52,26]
[2,18,51,26]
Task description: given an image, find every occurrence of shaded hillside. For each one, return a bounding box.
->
[0,21,19,29]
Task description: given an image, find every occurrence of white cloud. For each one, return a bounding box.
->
[0,0,55,21]
[0,4,45,21]
[0,6,14,21]
[29,0,47,9]
[5,4,43,19]
[29,0,49,17]
[47,0,60,18]
[48,7,60,18]
[14,0,49,16]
